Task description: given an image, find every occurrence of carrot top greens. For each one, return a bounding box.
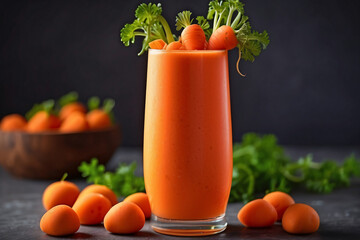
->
[176,11,212,39]
[120,0,269,62]
[120,3,174,55]
[207,0,269,61]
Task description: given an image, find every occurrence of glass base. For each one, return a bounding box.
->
[151,214,227,236]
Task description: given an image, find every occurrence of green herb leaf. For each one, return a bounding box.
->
[58,92,78,108]
[175,11,193,31]
[87,97,100,111]
[78,158,145,197]
[207,0,269,62]
[196,16,211,39]
[230,133,360,203]
[120,3,174,55]
[102,98,115,114]
[25,99,56,120]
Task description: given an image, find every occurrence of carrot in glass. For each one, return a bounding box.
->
[149,39,167,49]
[175,11,206,50]
[208,25,238,50]
[166,41,183,50]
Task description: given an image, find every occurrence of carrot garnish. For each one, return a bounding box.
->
[166,41,183,50]
[175,11,206,50]
[149,39,167,49]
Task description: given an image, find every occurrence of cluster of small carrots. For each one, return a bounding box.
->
[40,175,150,236]
[0,92,115,133]
[149,24,238,51]
[237,191,320,234]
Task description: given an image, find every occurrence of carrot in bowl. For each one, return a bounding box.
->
[59,102,86,122]
[59,111,88,133]
[149,39,167,49]
[27,111,59,132]
[0,114,27,131]
[86,97,114,130]
[175,11,206,50]
[57,92,87,121]
[26,99,60,132]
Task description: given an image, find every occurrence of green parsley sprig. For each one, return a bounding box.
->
[78,158,145,197]
[230,133,360,202]
[120,3,174,55]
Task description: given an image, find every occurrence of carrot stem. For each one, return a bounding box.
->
[231,12,241,29]
[212,12,219,33]
[133,32,147,37]
[61,173,68,181]
[159,16,174,43]
[226,8,235,26]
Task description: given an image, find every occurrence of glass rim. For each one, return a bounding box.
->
[148,49,227,53]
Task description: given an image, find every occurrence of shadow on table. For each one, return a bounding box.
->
[220,223,359,240]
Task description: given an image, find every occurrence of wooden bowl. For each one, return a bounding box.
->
[0,126,121,179]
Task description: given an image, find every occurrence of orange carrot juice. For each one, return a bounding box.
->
[144,49,232,235]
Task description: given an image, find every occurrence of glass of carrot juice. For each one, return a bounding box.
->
[144,49,233,236]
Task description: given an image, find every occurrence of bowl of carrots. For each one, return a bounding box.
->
[0,92,121,179]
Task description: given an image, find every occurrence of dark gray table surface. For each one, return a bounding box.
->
[1,147,360,240]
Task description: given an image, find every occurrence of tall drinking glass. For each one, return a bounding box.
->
[144,49,233,236]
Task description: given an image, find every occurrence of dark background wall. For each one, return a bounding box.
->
[1,0,359,146]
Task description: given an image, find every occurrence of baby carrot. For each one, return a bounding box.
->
[0,114,27,131]
[208,25,238,50]
[176,11,206,50]
[181,25,206,50]
[27,111,59,132]
[40,205,80,236]
[86,98,114,130]
[282,203,320,234]
[166,41,183,50]
[59,111,88,133]
[59,102,86,122]
[237,199,278,227]
[149,39,167,49]
[263,191,295,221]
[86,109,111,130]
